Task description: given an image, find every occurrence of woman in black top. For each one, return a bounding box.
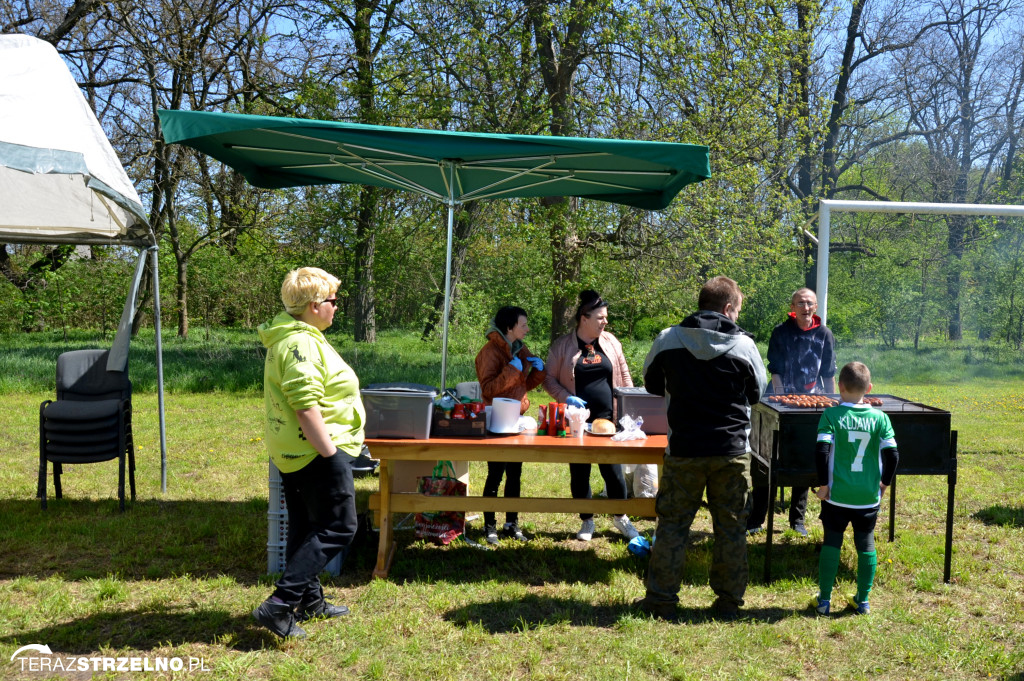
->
[543,290,639,542]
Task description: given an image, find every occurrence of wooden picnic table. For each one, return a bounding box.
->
[366,432,668,578]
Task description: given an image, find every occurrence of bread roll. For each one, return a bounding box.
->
[591,418,616,434]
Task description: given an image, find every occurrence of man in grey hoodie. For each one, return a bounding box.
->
[634,276,767,621]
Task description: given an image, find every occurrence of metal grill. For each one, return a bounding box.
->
[751,394,956,583]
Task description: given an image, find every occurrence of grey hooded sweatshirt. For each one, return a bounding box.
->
[643,311,767,458]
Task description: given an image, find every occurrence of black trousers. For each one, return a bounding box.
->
[274,453,358,605]
[483,460,522,526]
[569,463,627,520]
[748,484,808,529]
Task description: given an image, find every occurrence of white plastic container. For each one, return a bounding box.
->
[267,461,342,575]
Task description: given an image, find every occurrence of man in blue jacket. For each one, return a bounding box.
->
[634,276,767,620]
[748,287,836,537]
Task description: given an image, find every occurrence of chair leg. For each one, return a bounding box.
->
[118,453,126,512]
[39,403,48,509]
[118,432,126,513]
[54,462,63,499]
[38,451,48,510]
[128,427,136,501]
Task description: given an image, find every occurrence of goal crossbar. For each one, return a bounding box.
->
[816,199,1024,325]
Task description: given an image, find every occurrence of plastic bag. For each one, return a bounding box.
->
[414,460,466,545]
[622,462,659,499]
[611,414,647,441]
[627,534,654,557]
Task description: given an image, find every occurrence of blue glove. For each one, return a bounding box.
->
[566,396,587,408]
[509,356,523,372]
[527,356,544,371]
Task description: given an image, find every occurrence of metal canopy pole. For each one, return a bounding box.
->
[439,161,457,392]
[149,245,167,493]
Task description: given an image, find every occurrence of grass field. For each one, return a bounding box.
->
[1,332,1023,680]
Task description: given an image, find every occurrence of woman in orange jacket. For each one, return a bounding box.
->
[474,306,546,543]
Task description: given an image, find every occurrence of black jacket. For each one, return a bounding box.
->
[643,311,767,458]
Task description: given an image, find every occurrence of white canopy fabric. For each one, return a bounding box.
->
[0,34,168,492]
[0,34,148,243]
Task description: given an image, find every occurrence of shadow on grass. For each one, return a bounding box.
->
[387,536,643,585]
[0,605,286,652]
[974,505,1024,528]
[385,526,825,587]
[442,595,797,633]
[0,497,375,586]
[2,495,823,589]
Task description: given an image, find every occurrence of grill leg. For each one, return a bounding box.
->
[763,430,779,584]
[944,431,958,584]
[888,475,896,543]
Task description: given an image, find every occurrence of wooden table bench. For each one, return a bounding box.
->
[366,433,668,578]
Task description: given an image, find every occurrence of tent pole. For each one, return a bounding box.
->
[440,163,456,392]
[149,245,167,493]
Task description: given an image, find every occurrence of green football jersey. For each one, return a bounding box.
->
[816,402,897,508]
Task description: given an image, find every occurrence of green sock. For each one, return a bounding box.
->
[856,550,878,603]
[818,545,841,601]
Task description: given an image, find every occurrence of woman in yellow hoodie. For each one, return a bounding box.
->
[252,267,364,640]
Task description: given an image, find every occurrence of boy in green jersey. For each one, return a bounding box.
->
[812,362,899,616]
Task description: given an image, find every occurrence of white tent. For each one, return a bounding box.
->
[0,34,168,491]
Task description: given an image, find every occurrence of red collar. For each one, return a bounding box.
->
[788,312,821,330]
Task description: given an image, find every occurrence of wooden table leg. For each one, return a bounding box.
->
[373,458,395,579]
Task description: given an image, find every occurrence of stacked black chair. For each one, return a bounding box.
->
[38,349,135,511]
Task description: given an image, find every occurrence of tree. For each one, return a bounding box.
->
[899,0,1024,339]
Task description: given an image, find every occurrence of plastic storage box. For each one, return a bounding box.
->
[268,461,342,575]
[614,387,668,434]
[361,385,437,439]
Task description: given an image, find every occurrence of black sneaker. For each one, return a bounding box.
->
[790,523,809,537]
[503,523,527,542]
[484,524,499,545]
[297,586,350,621]
[253,598,307,639]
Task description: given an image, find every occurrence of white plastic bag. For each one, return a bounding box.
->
[611,414,647,441]
[622,462,659,498]
[631,463,659,498]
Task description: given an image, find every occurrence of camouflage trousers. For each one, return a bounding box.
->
[645,452,752,608]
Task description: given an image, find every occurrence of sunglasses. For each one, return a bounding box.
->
[319,298,339,307]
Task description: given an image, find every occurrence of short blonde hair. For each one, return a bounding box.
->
[281,267,340,316]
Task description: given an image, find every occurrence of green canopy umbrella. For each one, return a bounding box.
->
[158,109,711,387]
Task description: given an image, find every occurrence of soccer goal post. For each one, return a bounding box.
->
[816,199,1024,326]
